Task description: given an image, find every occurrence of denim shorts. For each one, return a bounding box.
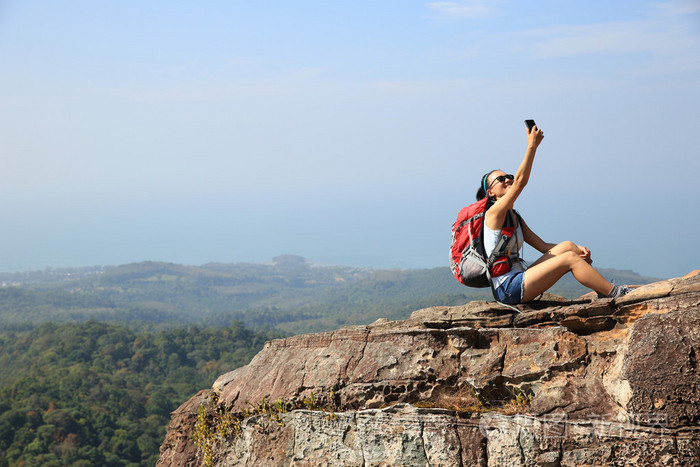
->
[493,271,524,305]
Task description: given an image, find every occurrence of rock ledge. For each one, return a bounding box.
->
[158,271,700,466]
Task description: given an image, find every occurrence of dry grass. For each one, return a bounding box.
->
[413,385,532,416]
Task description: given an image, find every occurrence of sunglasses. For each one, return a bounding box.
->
[488,174,514,189]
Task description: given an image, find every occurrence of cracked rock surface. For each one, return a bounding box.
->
[158,271,700,466]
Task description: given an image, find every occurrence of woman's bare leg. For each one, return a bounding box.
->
[522,250,613,302]
[528,241,582,268]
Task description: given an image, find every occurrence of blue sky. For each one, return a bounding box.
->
[0,0,698,278]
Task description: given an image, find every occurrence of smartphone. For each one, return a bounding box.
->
[525,119,536,131]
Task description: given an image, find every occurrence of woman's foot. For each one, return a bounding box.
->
[598,284,632,299]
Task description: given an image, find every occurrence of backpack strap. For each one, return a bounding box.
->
[485,210,515,269]
[485,209,518,303]
[513,209,523,225]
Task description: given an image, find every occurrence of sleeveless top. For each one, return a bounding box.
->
[483,217,526,289]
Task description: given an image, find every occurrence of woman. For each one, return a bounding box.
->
[480,123,631,305]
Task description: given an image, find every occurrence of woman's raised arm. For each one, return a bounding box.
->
[485,125,544,230]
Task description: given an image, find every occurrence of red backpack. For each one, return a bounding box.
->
[450,198,518,288]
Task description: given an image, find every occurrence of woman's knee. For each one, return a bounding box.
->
[547,241,577,256]
[559,250,582,267]
[556,241,578,253]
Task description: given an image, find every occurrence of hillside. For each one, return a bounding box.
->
[0,321,284,466]
[0,256,661,334]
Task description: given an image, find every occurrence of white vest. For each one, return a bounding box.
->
[483,221,526,288]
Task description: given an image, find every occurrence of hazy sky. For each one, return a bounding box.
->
[1,0,698,278]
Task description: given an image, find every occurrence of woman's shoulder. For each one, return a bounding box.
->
[486,200,518,227]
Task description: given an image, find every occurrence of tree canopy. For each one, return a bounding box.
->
[0,320,284,466]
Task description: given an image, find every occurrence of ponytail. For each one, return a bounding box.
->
[476,171,494,201]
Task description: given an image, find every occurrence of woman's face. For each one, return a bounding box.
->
[486,170,512,199]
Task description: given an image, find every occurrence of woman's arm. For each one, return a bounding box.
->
[485,126,544,230]
[522,217,594,264]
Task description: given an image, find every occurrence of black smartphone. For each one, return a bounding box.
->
[525,119,536,131]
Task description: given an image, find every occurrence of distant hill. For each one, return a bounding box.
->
[0,256,663,334]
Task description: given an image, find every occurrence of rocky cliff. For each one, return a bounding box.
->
[158,271,700,466]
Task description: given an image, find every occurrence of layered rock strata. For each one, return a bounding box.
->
[158,272,700,466]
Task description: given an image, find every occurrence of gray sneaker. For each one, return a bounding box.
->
[597,285,632,299]
[608,285,632,299]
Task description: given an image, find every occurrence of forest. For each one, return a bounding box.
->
[0,321,284,466]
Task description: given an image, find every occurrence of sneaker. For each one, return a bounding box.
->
[597,285,632,299]
[608,285,633,299]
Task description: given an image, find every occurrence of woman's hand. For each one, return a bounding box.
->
[527,125,544,149]
[577,245,593,264]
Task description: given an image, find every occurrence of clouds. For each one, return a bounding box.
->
[528,22,660,59]
[426,0,700,69]
[527,16,700,65]
[426,0,503,19]
[653,0,700,16]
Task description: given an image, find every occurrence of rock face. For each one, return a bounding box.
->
[158,272,700,466]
